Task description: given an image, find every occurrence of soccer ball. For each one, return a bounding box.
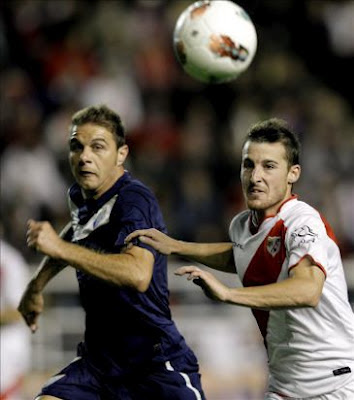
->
[173,0,257,83]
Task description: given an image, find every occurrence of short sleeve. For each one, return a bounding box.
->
[286,213,329,275]
[113,189,162,258]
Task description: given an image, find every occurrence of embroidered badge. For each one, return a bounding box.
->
[267,236,281,257]
[290,225,318,246]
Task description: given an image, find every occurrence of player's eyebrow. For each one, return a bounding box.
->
[69,136,108,145]
[262,159,279,164]
[91,137,108,143]
[243,155,278,161]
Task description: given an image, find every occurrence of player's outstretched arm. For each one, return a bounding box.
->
[125,228,178,255]
[176,257,325,309]
[18,222,72,333]
[125,228,235,273]
[25,219,154,293]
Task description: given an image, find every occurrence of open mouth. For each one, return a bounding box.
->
[247,187,266,199]
[248,187,263,194]
[79,171,95,177]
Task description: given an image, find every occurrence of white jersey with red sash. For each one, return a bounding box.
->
[229,196,354,397]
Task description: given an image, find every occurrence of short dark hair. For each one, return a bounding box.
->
[243,118,301,166]
[70,105,126,148]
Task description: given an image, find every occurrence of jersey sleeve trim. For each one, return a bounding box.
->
[288,254,327,278]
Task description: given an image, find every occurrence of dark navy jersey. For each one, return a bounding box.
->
[67,171,191,377]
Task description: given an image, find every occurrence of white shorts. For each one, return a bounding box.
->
[265,378,354,400]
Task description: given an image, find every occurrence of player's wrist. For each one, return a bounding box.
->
[222,286,234,303]
[50,238,70,261]
[171,240,187,255]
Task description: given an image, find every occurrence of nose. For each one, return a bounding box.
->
[79,146,92,164]
[250,166,262,183]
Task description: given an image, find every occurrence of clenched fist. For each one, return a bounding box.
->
[27,219,64,259]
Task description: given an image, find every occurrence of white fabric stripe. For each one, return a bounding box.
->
[70,195,118,241]
[69,356,82,364]
[42,374,65,388]
[165,360,202,400]
[42,356,82,389]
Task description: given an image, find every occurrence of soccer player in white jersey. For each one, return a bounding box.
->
[126,118,354,399]
[1,239,31,400]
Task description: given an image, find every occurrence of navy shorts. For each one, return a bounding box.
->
[38,351,205,400]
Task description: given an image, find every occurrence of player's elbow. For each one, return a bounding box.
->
[290,266,325,308]
[122,246,154,292]
[111,275,149,292]
[131,265,151,293]
[306,292,321,308]
[299,287,322,308]
[134,276,150,293]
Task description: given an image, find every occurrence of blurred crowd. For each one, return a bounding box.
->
[1,0,354,262]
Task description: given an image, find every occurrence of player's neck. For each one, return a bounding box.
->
[81,168,125,200]
[251,210,264,228]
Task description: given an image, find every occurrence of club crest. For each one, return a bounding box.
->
[267,236,281,257]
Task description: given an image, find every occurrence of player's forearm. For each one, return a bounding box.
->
[55,242,152,291]
[173,241,235,272]
[224,277,321,309]
[29,256,67,292]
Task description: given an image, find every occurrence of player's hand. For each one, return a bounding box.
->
[124,228,177,255]
[174,266,229,302]
[18,286,44,333]
[27,219,64,258]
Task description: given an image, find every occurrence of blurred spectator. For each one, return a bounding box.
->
[1,102,68,254]
[43,101,80,183]
[0,68,40,155]
[0,239,31,400]
[174,167,223,242]
[322,1,354,57]
[132,2,179,92]
[78,65,144,131]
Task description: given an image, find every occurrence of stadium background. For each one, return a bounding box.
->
[1,1,353,399]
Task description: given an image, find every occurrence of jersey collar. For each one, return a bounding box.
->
[249,194,298,234]
[68,170,131,224]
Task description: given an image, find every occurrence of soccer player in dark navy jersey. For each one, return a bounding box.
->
[18,105,205,400]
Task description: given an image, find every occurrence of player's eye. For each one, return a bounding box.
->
[92,143,105,151]
[243,160,253,169]
[69,140,82,152]
[265,163,276,169]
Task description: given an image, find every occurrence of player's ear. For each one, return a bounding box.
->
[288,164,301,184]
[116,144,129,166]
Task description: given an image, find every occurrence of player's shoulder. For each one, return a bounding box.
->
[280,197,320,221]
[113,173,166,229]
[119,174,156,204]
[114,173,162,220]
[280,197,326,235]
